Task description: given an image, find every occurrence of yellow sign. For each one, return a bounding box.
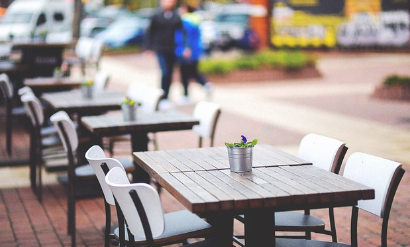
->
[289,0,318,6]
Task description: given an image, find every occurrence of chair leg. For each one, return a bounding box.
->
[6,101,12,155]
[350,207,359,247]
[104,201,111,247]
[152,133,158,151]
[329,207,337,242]
[29,131,36,192]
[304,209,312,240]
[127,227,135,247]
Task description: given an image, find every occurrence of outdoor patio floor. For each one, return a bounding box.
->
[1,51,410,246]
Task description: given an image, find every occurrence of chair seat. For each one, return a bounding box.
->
[40,125,58,136]
[236,211,325,231]
[11,106,26,117]
[187,239,225,247]
[116,157,136,173]
[276,238,350,247]
[42,135,61,148]
[114,210,213,245]
[75,164,97,178]
[275,211,325,231]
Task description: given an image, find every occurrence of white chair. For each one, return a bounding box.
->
[93,70,110,93]
[105,167,216,247]
[20,92,65,197]
[50,111,104,247]
[276,152,405,247]
[0,73,26,155]
[235,133,347,244]
[65,37,95,76]
[192,101,221,147]
[85,145,135,247]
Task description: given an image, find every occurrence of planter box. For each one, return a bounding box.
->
[372,85,410,101]
[206,66,321,84]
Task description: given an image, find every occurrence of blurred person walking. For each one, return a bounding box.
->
[175,1,213,105]
[144,0,187,109]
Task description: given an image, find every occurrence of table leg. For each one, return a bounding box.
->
[131,132,150,183]
[206,213,234,246]
[244,209,275,247]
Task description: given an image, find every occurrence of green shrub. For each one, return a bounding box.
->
[275,50,308,71]
[199,59,235,75]
[199,49,316,76]
[233,56,261,70]
[253,50,281,68]
[383,75,410,87]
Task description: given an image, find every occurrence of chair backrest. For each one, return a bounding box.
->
[17,86,33,97]
[50,111,78,153]
[85,145,126,205]
[192,101,221,145]
[298,133,347,174]
[75,37,94,60]
[93,71,110,93]
[127,82,164,113]
[20,92,44,127]
[0,73,13,99]
[105,167,165,240]
[343,152,403,218]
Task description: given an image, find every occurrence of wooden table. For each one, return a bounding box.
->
[133,146,375,247]
[24,77,85,94]
[41,89,124,116]
[81,110,200,182]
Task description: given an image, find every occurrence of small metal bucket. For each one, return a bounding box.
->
[121,104,137,121]
[81,85,93,99]
[227,146,253,173]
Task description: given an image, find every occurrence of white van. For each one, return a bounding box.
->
[0,0,73,42]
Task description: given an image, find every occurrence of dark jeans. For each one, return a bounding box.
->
[156,51,176,99]
[179,60,207,96]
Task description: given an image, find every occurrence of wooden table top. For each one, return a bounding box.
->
[134,145,311,175]
[81,110,200,136]
[42,89,124,113]
[24,77,86,88]
[133,146,375,214]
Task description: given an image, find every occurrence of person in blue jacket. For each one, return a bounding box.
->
[175,3,212,104]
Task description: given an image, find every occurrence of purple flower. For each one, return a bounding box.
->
[241,135,247,143]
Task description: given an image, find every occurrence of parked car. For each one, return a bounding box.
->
[213,4,257,50]
[94,16,148,48]
[81,5,130,37]
[0,0,73,42]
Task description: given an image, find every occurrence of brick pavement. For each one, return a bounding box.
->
[1,51,410,246]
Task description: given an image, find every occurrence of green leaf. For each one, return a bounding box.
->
[225,142,234,148]
[251,139,258,146]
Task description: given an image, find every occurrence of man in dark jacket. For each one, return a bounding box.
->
[144,0,188,109]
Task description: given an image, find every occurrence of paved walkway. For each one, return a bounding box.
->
[1,51,410,246]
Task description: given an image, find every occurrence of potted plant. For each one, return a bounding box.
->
[121,97,137,121]
[81,79,94,99]
[53,67,63,80]
[225,135,258,173]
